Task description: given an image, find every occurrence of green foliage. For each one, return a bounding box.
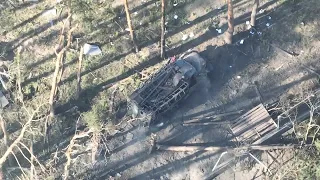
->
[82,100,109,131]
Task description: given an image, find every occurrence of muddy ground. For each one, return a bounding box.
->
[1,0,320,179]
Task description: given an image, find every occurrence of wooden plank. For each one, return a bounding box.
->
[232,106,267,128]
[232,113,269,133]
[232,104,263,122]
[232,104,264,126]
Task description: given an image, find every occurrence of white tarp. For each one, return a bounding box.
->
[83,44,102,56]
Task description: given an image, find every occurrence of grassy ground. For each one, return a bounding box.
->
[0,0,320,179]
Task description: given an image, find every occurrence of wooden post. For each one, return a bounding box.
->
[225,0,234,44]
[250,0,259,27]
[160,0,166,58]
[124,0,139,53]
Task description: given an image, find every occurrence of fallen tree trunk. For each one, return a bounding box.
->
[183,121,231,126]
[184,110,243,124]
[156,144,312,152]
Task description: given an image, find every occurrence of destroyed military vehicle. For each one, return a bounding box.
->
[128,51,206,125]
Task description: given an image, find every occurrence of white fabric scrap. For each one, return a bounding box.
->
[240,39,244,44]
[216,29,222,34]
[174,15,178,19]
[42,8,57,17]
[83,44,102,56]
[182,34,188,40]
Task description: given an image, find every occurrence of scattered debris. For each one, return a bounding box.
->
[126,133,134,140]
[42,8,57,17]
[266,23,270,27]
[189,32,195,38]
[174,15,178,19]
[257,31,262,35]
[300,22,305,26]
[125,28,130,32]
[216,29,222,34]
[229,65,232,68]
[239,39,244,44]
[185,21,190,25]
[134,12,138,15]
[245,21,250,25]
[173,3,178,6]
[156,122,164,127]
[268,16,272,20]
[182,34,188,40]
[83,44,102,56]
[250,29,255,35]
[259,9,265,13]
[0,91,9,108]
[236,75,241,79]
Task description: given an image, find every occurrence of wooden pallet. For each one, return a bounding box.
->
[231,104,277,144]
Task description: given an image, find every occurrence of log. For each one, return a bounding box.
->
[183,121,231,126]
[184,110,243,124]
[156,144,312,152]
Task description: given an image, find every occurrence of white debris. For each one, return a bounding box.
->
[189,32,195,38]
[42,8,57,17]
[259,9,265,13]
[239,39,244,44]
[134,12,138,15]
[125,28,130,31]
[185,21,190,25]
[126,133,134,140]
[268,16,272,20]
[216,6,222,10]
[266,23,270,27]
[56,0,62,2]
[0,91,9,108]
[165,21,168,25]
[173,3,178,6]
[250,30,255,35]
[83,44,102,56]
[236,75,241,79]
[116,173,122,177]
[216,29,222,34]
[139,21,143,25]
[156,122,164,127]
[246,21,250,25]
[257,31,262,35]
[182,34,188,40]
[229,65,232,68]
[174,15,178,19]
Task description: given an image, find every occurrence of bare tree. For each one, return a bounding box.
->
[160,0,166,58]
[225,0,234,44]
[250,0,259,27]
[124,0,139,53]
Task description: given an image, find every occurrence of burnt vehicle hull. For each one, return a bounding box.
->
[128,51,206,123]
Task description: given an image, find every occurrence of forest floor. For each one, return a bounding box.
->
[0,0,320,179]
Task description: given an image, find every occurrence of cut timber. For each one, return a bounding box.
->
[231,103,277,143]
[156,144,311,152]
[184,110,243,124]
[183,121,231,126]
